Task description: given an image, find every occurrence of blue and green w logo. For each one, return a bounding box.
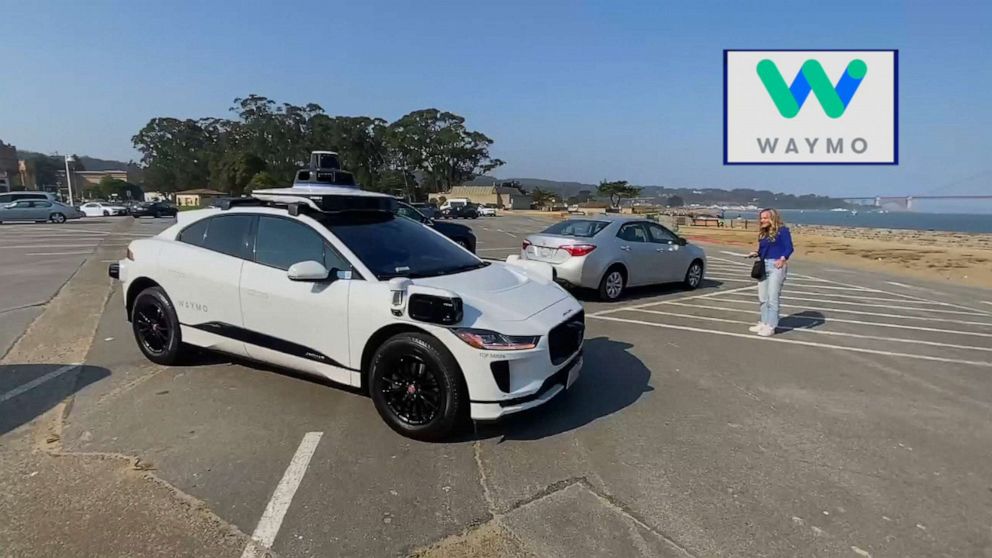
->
[757,59,867,118]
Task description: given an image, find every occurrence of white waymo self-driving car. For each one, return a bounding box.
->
[109,183,583,440]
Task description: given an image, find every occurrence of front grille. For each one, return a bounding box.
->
[548,310,584,365]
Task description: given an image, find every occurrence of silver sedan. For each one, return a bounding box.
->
[0,199,85,224]
[521,215,707,301]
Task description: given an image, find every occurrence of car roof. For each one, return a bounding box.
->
[564,214,646,222]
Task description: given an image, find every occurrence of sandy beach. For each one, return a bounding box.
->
[679,223,992,289]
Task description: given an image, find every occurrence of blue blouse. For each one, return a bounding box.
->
[758,226,794,261]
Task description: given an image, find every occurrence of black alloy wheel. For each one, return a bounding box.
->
[369,333,465,440]
[131,286,186,365]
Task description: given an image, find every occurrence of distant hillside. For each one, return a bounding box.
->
[466,176,848,209]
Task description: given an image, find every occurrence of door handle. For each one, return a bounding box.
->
[245,289,269,299]
[620,246,631,251]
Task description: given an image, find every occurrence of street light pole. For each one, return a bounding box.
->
[64,155,74,205]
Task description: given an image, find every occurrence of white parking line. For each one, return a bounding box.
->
[657,300,992,336]
[709,297,992,327]
[241,431,323,558]
[589,315,992,368]
[887,281,927,291]
[761,294,988,316]
[664,299,992,337]
[591,285,756,317]
[0,364,79,404]
[477,247,520,252]
[704,274,874,291]
[719,251,750,257]
[784,289,952,305]
[623,308,992,353]
[25,251,94,256]
[0,243,105,249]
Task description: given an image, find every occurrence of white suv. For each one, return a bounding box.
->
[110,186,584,440]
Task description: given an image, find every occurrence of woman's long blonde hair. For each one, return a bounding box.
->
[759,208,785,241]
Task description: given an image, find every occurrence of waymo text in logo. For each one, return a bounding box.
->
[724,50,897,164]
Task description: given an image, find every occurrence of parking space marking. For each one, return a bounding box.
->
[477,247,520,253]
[241,431,323,558]
[0,243,107,250]
[784,289,952,305]
[708,296,992,327]
[764,294,989,316]
[656,300,992,338]
[590,315,992,368]
[591,285,757,317]
[704,274,874,291]
[623,308,992,353]
[25,251,94,257]
[0,364,79,404]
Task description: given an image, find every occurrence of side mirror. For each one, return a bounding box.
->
[676,237,687,246]
[287,261,331,282]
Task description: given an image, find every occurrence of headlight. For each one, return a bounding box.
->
[453,329,539,351]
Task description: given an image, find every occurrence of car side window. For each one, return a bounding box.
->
[254,216,349,272]
[177,219,209,247]
[12,201,33,209]
[200,215,253,258]
[646,223,677,244]
[617,223,648,243]
[396,205,422,222]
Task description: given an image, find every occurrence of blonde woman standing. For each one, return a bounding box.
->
[747,208,793,337]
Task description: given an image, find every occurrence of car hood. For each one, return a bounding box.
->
[412,261,570,324]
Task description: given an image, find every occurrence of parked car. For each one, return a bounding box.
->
[80,201,128,217]
[130,201,179,218]
[0,199,84,224]
[0,192,59,205]
[110,185,583,440]
[521,215,706,301]
[478,204,498,216]
[438,198,469,212]
[441,203,479,219]
[396,201,477,253]
[410,202,438,219]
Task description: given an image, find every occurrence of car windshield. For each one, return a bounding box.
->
[319,213,487,280]
[541,219,610,238]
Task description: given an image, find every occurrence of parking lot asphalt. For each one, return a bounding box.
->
[0,216,175,357]
[3,213,992,557]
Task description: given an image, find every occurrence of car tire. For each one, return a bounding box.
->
[102,210,109,216]
[131,286,187,366]
[598,266,626,301]
[456,240,470,251]
[684,260,704,290]
[369,332,466,441]
[153,211,161,218]
[51,213,67,224]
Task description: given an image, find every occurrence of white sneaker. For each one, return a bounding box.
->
[748,323,765,333]
[757,325,775,337]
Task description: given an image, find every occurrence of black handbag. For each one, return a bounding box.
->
[750,258,765,280]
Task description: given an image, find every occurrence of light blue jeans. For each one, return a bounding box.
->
[757,259,788,328]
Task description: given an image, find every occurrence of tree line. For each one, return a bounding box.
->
[131,95,504,196]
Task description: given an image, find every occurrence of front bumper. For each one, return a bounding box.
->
[469,351,582,420]
[444,296,585,421]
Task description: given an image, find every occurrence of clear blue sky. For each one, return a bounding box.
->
[2,0,990,203]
